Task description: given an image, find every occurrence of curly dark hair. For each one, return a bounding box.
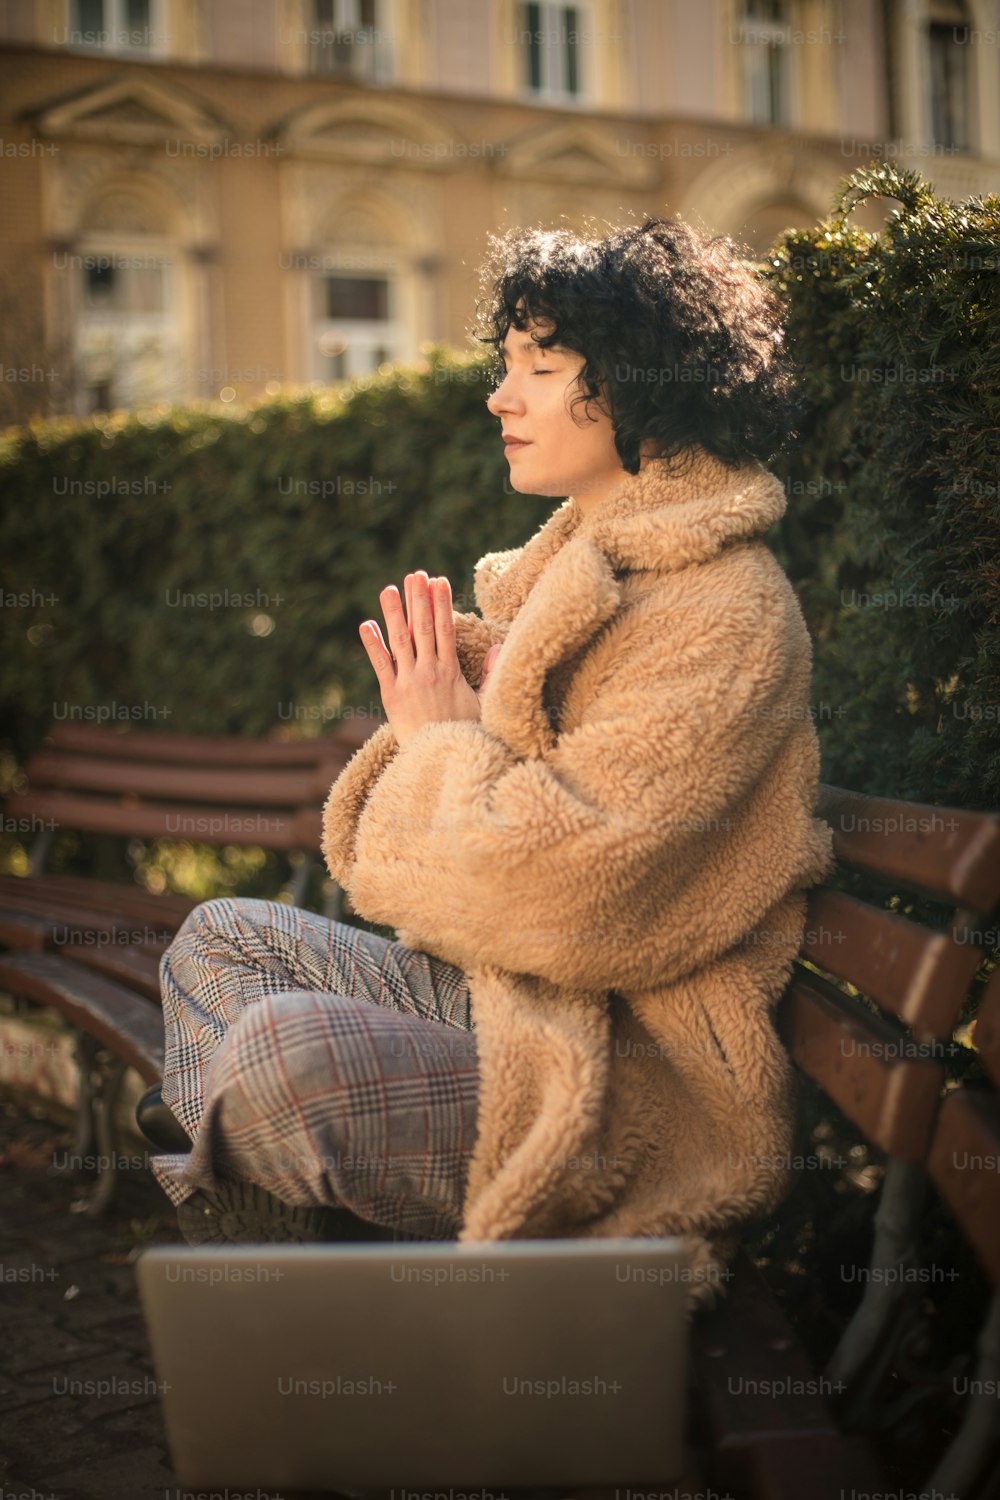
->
[474,217,800,475]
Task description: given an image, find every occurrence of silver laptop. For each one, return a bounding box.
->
[137,1237,692,1490]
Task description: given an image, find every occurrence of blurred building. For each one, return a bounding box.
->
[0,0,997,422]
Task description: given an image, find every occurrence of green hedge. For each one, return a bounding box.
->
[0,349,537,765]
[2,164,998,822]
[765,164,1000,811]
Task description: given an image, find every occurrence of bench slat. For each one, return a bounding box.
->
[0,906,165,972]
[0,907,50,950]
[693,1256,837,1439]
[24,752,323,807]
[692,1255,883,1494]
[742,1431,888,1499]
[67,945,164,1002]
[0,889,176,946]
[778,967,944,1160]
[0,950,164,1082]
[927,1089,1000,1288]
[0,873,196,926]
[803,887,982,1037]
[47,722,376,763]
[815,784,1000,914]
[5,790,320,851]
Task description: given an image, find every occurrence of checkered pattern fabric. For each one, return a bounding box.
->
[151,898,480,1239]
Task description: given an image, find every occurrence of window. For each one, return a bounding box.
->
[314,272,399,382]
[739,0,790,127]
[74,244,176,412]
[309,0,387,82]
[928,0,970,151]
[63,0,162,55]
[83,256,165,315]
[518,2,587,104]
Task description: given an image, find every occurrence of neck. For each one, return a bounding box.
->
[569,451,666,520]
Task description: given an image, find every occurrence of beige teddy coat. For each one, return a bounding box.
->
[322,445,833,1307]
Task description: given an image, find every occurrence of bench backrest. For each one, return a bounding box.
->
[782,782,1000,1297]
[7,721,380,858]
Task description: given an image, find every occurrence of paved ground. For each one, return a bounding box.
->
[0,1091,189,1500]
[0,1091,372,1500]
[0,1092,643,1500]
[0,1086,964,1500]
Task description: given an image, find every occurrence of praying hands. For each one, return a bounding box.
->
[360,570,483,749]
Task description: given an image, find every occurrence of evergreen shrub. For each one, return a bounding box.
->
[766,163,1000,812]
[0,349,535,768]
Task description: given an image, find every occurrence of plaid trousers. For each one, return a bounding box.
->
[151,898,480,1240]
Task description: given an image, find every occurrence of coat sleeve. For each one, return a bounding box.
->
[322,561,831,989]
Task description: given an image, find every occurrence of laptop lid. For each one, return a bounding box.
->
[136,1237,691,1490]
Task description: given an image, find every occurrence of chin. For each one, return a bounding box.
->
[507,467,564,497]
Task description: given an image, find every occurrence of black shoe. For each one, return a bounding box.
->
[176,1179,401,1247]
[136,1083,194,1154]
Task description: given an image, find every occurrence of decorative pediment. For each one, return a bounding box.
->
[271,98,464,170]
[24,75,228,146]
[83,188,169,234]
[494,120,659,188]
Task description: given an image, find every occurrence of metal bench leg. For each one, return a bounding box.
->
[84,1051,128,1216]
[322,883,344,922]
[825,1158,935,1428]
[924,1291,1000,1500]
[289,851,316,909]
[291,852,344,922]
[60,1031,127,1215]
[27,826,54,877]
[69,1030,99,1163]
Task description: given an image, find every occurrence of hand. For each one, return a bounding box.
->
[360,571,482,749]
[478,643,503,700]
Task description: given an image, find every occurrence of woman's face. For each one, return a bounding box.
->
[486,318,628,507]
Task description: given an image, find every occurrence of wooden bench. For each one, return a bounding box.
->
[3,735,999,1494]
[0,720,377,1208]
[690,783,1000,1499]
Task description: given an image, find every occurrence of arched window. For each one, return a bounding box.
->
[306,209,406,383]
[314,266,400,381]
[67,189,180,413]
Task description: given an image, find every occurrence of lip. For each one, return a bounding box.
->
[502,433,531,450]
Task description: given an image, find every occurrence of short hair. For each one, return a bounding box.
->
[474,217,799,476]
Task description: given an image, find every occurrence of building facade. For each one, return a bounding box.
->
[0,0,998,422]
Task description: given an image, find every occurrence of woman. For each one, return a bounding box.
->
[151,218,833,1306]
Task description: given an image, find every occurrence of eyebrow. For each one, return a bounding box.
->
[499,337,559,359]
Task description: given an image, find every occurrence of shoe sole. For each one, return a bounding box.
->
[176,1180,407,1247]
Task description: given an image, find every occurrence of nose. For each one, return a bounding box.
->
[486,370,521,417]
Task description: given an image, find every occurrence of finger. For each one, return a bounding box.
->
[359,620,394,675]
[408,570,437,657]
[404,572,433,642]
[380,585,415,668]
[432,576,456,658]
